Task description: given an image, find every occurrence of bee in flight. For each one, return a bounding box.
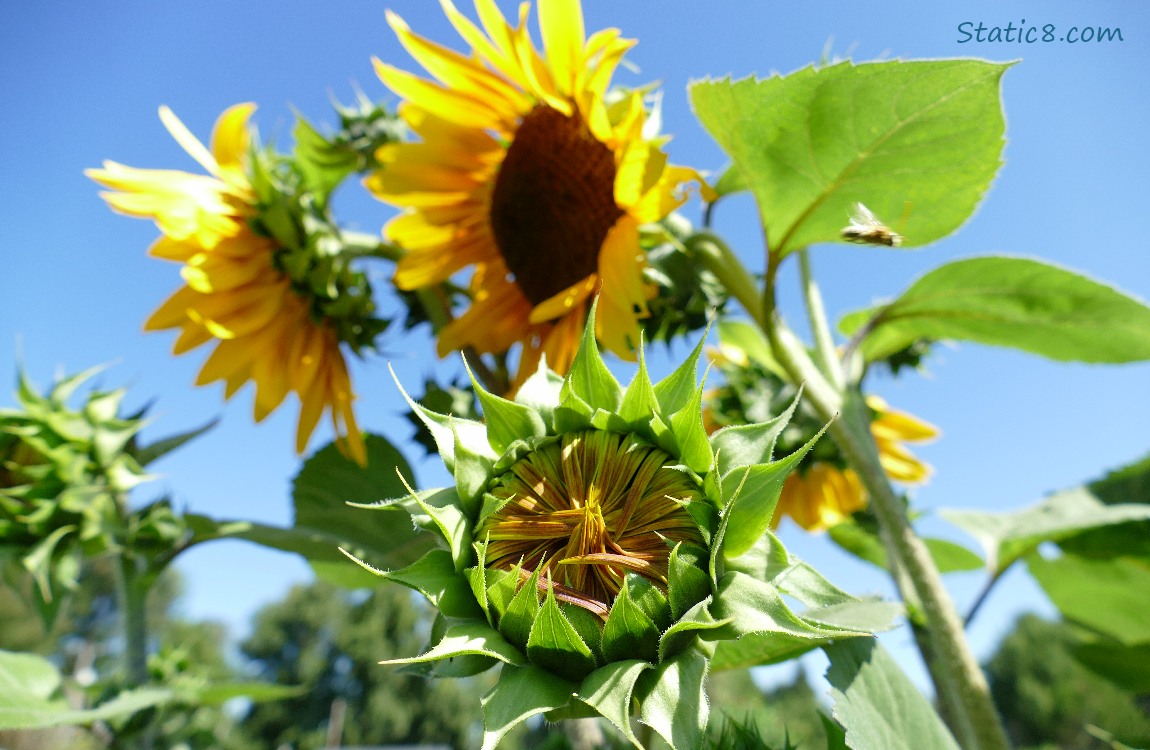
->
[841,202,903,247]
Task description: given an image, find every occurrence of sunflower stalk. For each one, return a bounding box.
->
[760,293,1010,750]
[685,231,765,329]
[796,248,845,392]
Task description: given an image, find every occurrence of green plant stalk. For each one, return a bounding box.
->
[797,249,845,392]
[114,554,150,689]
[761,283,1010,750]
[686,231,766,330]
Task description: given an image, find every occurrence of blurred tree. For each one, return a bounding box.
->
[234,580,486,749]
[706,665,826,748]
[987,614,1150,750]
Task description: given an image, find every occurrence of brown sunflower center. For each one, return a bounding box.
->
[475,430,704,615]
[489,106,623,306]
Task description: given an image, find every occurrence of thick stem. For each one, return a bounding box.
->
[685,232,765,330]
[114,555,150,689]
[765,316,1010,750]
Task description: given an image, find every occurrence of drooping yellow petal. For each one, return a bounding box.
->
[374,59,507,131]
[527,274,598,324]
[159,105,221,178]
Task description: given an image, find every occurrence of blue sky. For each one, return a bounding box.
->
[3,0,1148,693]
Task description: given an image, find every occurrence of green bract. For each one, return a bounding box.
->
[354,309,898,749]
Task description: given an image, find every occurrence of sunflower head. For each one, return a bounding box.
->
[355,306,895,749]
[705,325,939,532]
[88,104,392,465]
[1,366,149,603]
[367,0,711,389]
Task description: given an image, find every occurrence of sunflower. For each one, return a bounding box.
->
[87,105,366,465]
[366,0,707,388]
[771,396,938,532]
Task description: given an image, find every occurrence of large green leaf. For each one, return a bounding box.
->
[1072,640,1150,693]
[825,639,961,750]
[291,435,433,586]
[840,256,1150,363]
[577,660,651,749]
[1026,552,1150,646]
[690,59,1009,256]
[942,486,1150,576]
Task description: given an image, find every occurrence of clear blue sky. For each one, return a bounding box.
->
[3,0,1148,692]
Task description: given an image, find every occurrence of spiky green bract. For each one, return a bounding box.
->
[1,366,152,615]
[365,306,894,749]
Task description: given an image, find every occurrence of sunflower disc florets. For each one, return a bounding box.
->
[354,307,898,749]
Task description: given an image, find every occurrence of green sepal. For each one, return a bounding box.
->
[452,424,494,517]
[526,581,598,682]
[709,387,801,473]
[486,565,519,622]
[576,659,652,749]
[467,541,491,622]
[652,333,706,423]
[383,621,527,669]
[500,566,542,649]
[665,372,713,475]
[601,577,660,664]
[560,299,623,415]
[659,596,731,661]
[383,548,483,619]
[711,571,873,642]
[624,574,672,632]
[721,423,828,558]
[468,361,547,454]
[513,359,564,428]
[636,643,710,750]
[399,615,499,679]
[480,664,576,750]
[668,542,712,620]
[391,363,496,473]
[411,486,473,572]
[617,338,660,426]
[561,603,605,665]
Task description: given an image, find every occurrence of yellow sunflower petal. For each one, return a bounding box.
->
[387,10,530,119]
[159,105,220,178]
[172,323,213,355]
[537,0,585,98]
[145,286,199,331]
[540,303,586,376]
[527,274,598,324]
[394,230,498,289]
[374,59,507,131]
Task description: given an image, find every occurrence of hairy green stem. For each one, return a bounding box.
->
[796,249,845,391]
[685,231,766,330]
[764,311,1010,750]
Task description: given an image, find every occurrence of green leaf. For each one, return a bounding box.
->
[840,256,1150,363]
[601,578,660,664]
[481,664,575,750]
[711,163,747,198]
[526,583,598,682]
[942,486,1150,576]
[825,639,961,750]
[1026,552,1150,645]
[717,319,787,379]
[186,681,306,706]
[577,659,651,749]
[712,572,869,642]
[636,644,710,750]
[291,435,432,584]
[514,359,564,427]
[829,519,984,573]
[652,334,705,421]
[393,364,496,471]
[384,549,483,619]
[690,60,1010,257]
[617,343,660,425]
[1071,640,1150,693]
[659,597,729,662]
[0,651,171,730]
